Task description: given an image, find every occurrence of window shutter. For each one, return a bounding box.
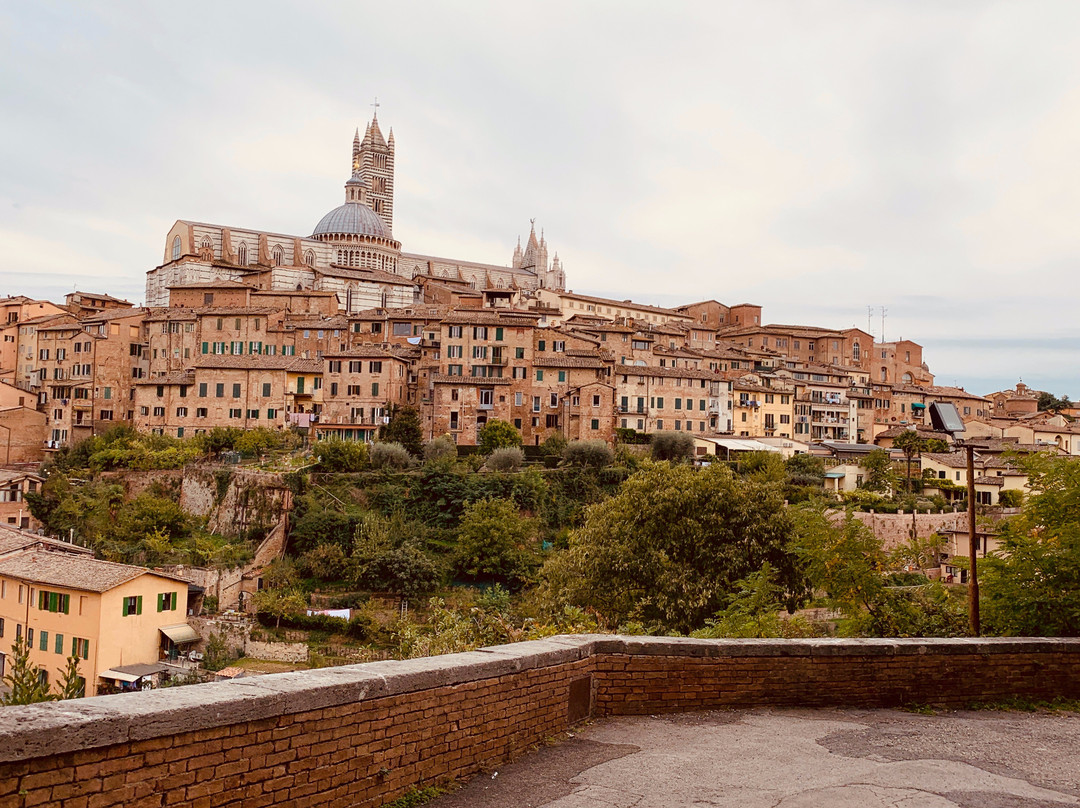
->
[157,593,163,612]
[72,637,77,656]
[39,630,48,652]
[495,327,503,341]
[122,599,129,617]
[63,594,70,614]
[136,595,143,615]
[38,591,45,610]
[55,634,63,654]
[82,640,90,660]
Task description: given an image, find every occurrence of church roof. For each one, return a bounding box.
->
[312,202,387,239]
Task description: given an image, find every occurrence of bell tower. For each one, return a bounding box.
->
[357,102,395,236]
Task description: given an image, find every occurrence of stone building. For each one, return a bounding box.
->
[315,348,414,443]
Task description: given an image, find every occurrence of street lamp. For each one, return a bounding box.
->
[929,402,979,635]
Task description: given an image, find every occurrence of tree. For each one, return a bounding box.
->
[859,449,897,494]
[380,405,424,457]
[423,435,457,463]
[56,653,86,700]
[540,462,807,632]
[562,440,614,468]
[786,453,825,484]
[982,454,1080,636]
[369,442,412,470]
[486,447,524,472]
[315,439,368,472]
[892,431,927,494]
[1,636,53,705]
[1037,391,1072,413]
[454,498,537,589]
[650,431,695,463]
[478,420,522,454]
[251,588,308,628]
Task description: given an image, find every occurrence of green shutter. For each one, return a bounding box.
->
[71,637,77,655]
[55,634,63,654]
[201,342,208,354]
[82,640,90,661]
[39,630,48,652]
[136,595,143,615]
[62,594,70,614]
[38,591,45,610]
[495,327,504,341]
[157,593,164,612]
[49,592,58,612]
[122,598,129,617]
[538,340,545,352]
[559,371,566,382]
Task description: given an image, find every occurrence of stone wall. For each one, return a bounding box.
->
[843,509,966,550]
[0,636,1077,808]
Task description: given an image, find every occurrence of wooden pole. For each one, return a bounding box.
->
[966,444,980,635]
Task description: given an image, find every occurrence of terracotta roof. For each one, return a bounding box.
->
[0,549,184,592]
[317,266,416,286]
[557,291,690,318]
[194,355,300,371]
[616,365,718,381]
[430,374,511,385]
[440,310,540,326]
[166,280,255,290]
[923,451,981,469]
[287,358,322,374]
[136,371,195,386]
[533,355,606,369]
[144,310,198,322]
[0,526,92,558]
[324,348,412,361]
[975,476,1006,486]
[80,307,147,323]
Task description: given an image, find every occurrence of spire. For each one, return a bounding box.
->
[352,128,361,173]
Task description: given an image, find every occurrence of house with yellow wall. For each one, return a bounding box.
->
[0,527,194,697]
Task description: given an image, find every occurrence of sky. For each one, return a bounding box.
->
[2,1,1079,397]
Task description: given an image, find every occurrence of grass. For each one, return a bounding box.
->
[966,696,1080,713]
[380,785,448,808]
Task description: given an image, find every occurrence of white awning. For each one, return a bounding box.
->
[159,624,200,644]
[707,438,782,453]
[99,669,142,683]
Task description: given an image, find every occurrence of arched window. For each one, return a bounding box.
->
[852,342,861,361]
[902,372,913,384]
[237,243,248,265]
[272,246,284,266]
[172,235,182,261]
[305,250,315,267]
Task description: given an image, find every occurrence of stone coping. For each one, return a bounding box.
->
[0,635,1077,763]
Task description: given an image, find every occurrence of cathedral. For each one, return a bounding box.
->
[146,115,566,310]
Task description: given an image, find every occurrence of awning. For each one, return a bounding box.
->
[99,669,141,683]
[160,624,200,644]
[911,402,926,409]
[824,470,846,478]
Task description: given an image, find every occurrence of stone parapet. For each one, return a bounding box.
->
[0,636,1077,807]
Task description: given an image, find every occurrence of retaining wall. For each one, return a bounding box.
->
[0,636,1077,808]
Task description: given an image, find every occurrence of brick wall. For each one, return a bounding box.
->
[0,637,1077,808]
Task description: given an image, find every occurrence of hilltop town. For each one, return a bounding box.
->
[3,115,1076,476]
[2,116,1079,702]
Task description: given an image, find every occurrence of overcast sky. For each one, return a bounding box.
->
[2,1,1079,397]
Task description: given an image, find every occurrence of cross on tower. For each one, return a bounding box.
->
[370,97,380,117]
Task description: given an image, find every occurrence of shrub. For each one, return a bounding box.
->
[370,442,412,470]
[424,435,458,463]
[540,433,568,458]
[650,431,695,462]
[315,439,368,472]
[998,489,1024,508]
[486,447,525,472]
[563,440,614,468]
[478,419,522,454]
[379,405,424,457]
[296,543,350,581]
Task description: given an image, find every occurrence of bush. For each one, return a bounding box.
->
[478,419,522,454]
[540,433,568,458]
[423,435,458,463]
[296,543,350,581]
[370,442,412,470]
[998,489,1024,508]
[650,431,695,463]
[563,440,614,468]
[379,405,424,457]
[315,439,368,472]
[254,610,375,641]
[486,447,525,472]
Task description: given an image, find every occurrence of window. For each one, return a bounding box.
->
[515,392,523,406]
[591,419,599,430]
[447,326,462,338]
[72,637,90,660]
[495,327,504,341]
[38,590,70,614]
[99,410,113,421]
[157,592,178,612]
[172,235,182,261]
[472,326,488,340]
[122,595,143,616]
[176,407,187,417]
[558,371,566,382]
[537,340,546,352]
[532,396,541,413]
[536,370,544,381]
[232,383,241,398]
[39,630,49,651]
[153,406,165,416]
[229,408,242,418]
[196,408,207,418]
[215,383,225,398]
[368,361,382,373]
[267,409,276,419]
[393,323,412,336]
[371,382,379,396]
[262,382,271,397]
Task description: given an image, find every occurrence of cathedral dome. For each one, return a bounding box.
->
[312,202,387,239]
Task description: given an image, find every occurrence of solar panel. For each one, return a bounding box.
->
[928,402,965,436]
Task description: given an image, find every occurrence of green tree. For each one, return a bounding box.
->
[691,564,818,639]
[786,453,825,486]
[251,588,308,628]
[541,462,806,632]
[650,431,695,463]
[892,431,927,494]
[563,440,614,468]
[315,439,368,472]
[1037,391,1072,412]
[1,636,53,705]
[982,454,1080,636]
[454,498,537,589]
[380,405,424,457]
[859,449,897,494]
[478,420,522,454]
[370,442,412,470]
[202,632,230,672]
[423,435,457,464]
[56,653,86,700]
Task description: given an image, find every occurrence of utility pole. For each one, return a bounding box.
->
[965,444,980,635]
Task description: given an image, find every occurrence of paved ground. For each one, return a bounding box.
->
[430,708,1080,807]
